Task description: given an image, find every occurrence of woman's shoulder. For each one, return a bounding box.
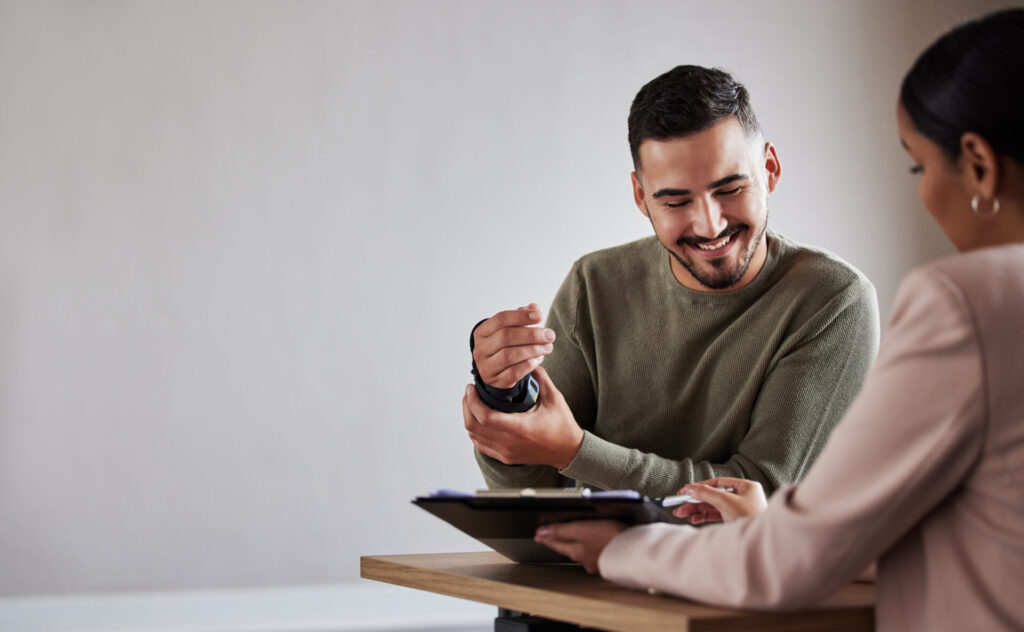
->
[893,245,1024,341]
[908,245,1024,304]
[928,243,1024,274]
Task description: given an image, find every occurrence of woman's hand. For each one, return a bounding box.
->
[672,476,767,524]
[534,520,627,574]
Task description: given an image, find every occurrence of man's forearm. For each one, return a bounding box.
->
[474,449,568,489]
[558,431,769,497]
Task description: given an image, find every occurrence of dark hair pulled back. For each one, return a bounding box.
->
[900,9,1024,165]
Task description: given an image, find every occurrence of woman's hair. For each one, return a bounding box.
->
[900,8,1024,164]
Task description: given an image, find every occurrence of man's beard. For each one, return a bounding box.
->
[667,213,768,290]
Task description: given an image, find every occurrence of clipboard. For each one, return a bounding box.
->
[414,488,686,563]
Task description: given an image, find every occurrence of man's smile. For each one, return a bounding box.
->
[679,228,744,259]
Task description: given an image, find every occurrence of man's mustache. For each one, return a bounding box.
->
[677,225,746,247]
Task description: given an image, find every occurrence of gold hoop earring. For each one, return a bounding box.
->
[971,195,1000,218]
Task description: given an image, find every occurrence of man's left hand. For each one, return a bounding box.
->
[463,366,584,469]
[534,520,627,574]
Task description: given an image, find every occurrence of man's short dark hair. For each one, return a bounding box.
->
[628,65,761,169]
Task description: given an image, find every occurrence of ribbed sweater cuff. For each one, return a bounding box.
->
[560,430,632,489]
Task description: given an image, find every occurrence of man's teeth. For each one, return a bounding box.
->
[698,235,731,250]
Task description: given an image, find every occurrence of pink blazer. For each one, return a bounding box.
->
[599,244,1024,631]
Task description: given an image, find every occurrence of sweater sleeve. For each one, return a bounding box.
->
[561,276,880,495]
[474,263,591,490]
[597,266,985,609]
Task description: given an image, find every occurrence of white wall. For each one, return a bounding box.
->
[0,0,1011,596]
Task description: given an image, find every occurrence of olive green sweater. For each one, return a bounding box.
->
[476,232,879,497]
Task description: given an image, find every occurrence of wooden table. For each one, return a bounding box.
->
[361,552,875,632]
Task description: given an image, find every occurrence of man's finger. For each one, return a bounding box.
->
[473,306,543,340]
[462,387,475,431]
[464,385,513,430]
[465,388,523,440]
[477,327,555,358]
[485,354,546,389]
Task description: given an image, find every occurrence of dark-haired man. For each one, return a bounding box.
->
[463,66,879,497]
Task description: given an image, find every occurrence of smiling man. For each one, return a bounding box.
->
[636,117,772,292]
[463,65,880,497]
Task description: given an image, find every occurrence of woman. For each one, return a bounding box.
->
[534,9,1024,630]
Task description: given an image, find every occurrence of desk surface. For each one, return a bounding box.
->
[361,552,875,632]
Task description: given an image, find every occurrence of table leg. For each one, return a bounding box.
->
[494,607,598,631]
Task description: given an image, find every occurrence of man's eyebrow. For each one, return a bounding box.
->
[708,173,749,189]
[652,187,691,198]
[651,173,750,199]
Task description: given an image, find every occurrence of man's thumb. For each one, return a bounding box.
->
[532,367,560,402]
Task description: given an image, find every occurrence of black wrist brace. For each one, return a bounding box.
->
[470,319,539,413]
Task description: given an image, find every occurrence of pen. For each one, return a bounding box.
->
[660,487,735,507]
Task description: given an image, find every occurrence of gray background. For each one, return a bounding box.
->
[0,0,1010,597]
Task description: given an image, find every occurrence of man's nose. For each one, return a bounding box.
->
[691,199,728,239]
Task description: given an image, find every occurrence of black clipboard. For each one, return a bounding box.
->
[414,491,685,563]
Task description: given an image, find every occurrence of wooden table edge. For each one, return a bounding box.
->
[360,553,875,632]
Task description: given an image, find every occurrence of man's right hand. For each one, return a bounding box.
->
[472,303,556,388]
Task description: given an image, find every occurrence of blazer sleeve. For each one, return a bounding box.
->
[598,266,987,609]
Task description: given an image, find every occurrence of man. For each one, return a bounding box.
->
[462,65,879,497]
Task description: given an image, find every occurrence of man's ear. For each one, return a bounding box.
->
[763,142,781,193]
[631,171,650,218]
[960,132,999,200]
